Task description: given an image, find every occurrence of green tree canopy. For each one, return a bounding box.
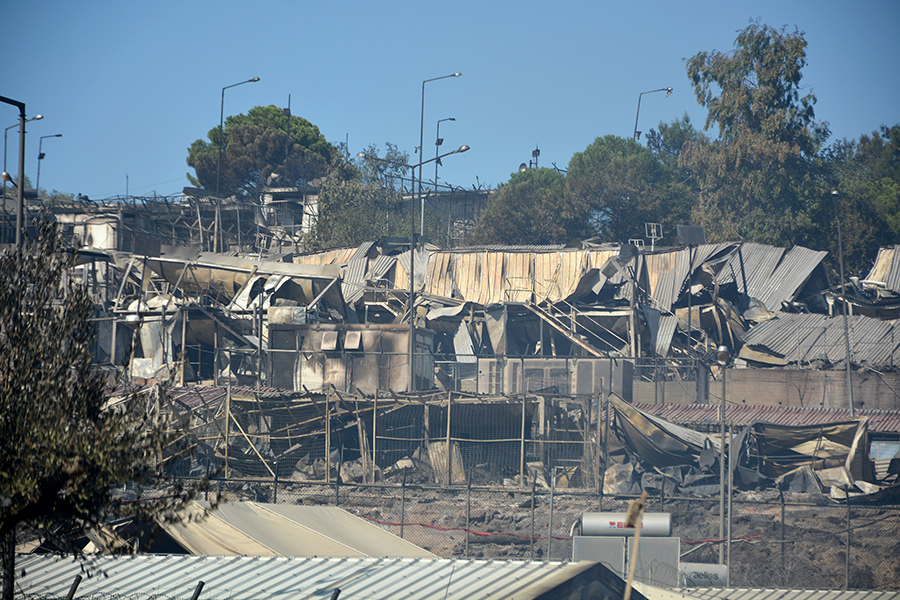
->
[307,144,412,249]
[815,125,900,275]
[0,224,200,598]
[566,135,690,244]
[468,167,586,245]
[680,22,829,246]
[186,105,336,199]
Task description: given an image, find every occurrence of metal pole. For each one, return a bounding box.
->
[834,190,855,417]
[65,575,83,600]
[409,163,416,392]
[189,581,205,600]
[273,460,278,504]
[446,391,452,485]
[633,87,672,141]
[465,478,471,558]
[547,469,555,561]
[845,497,851,589]
[400,469,407,538]
[215,78,259,201]
[727,422,733,571]
[15,110,25,252]
[719,364,726,564]
[530,479,536,560]
[36,136,43,194]
[780,486,786,586]
[520,393,527,485]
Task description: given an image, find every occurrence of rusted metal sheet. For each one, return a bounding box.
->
[293,246,357,266]
[867,246,900,293]
[632,402,900,434]
[504,251,534,303]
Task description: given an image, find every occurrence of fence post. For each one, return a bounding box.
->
[845,497,851,589]
[400,469,407,539]
[530,479,536,561]
[465,478,472,559]
[273,460,278,504]
[520,393,527,486]
[189,581,204,600]
[446,391,452,486]
[325,395,331,484]
[334,478,340,507]
[780,486,786,587]
[547,469,556,561]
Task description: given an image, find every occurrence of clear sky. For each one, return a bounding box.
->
[2,1,899,200]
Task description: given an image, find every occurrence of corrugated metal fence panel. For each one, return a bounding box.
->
[504,251,534,303]
[453,252,482,303]
[533,252,562,303]
[424,250,455,299]
[483,252,506,305]
[15,554,604,600]
[557,250,589,301]
[644,250,680,312]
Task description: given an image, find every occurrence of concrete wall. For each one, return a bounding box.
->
[633,368,900,411]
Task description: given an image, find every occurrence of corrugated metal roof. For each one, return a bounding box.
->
[741,313,900,368]
[757,246,828,310]
[160,502,434,558]
[15,554,615,600]
[670,587,900,600]
[342,256,368,305]
[631,402,900,434]
[715,243,783,300]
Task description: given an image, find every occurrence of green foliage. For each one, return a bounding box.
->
[814,125,900,274]
[0,223,200,595]
[566,135,691,244]
[680,22,828,247]
[468,167,585,245]
[186,105,336,199]
[307,144,412,249]
[686,20,828,151]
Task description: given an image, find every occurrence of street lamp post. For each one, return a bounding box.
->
[414,72,461,391]
[434,117,455,190]
[418,73,461,238]
[4,115,42,194]
[633,87,672,141]
[36,134,62,195]
[0,95,29,252]
[214,77,259,253]
[216,77,260,200]
[359,144,470,392]
[426,117,455,235]
[833,190,855,417]
[716,344,731,566]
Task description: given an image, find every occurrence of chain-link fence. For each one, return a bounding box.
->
[199,477,900,591]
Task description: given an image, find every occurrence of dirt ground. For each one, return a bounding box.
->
[265,482,900,591]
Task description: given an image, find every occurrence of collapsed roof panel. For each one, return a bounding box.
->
[715,242,784,299]
[741,312,900,368]
[867,246,900,294]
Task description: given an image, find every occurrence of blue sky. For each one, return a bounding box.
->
[3,1,899,200]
